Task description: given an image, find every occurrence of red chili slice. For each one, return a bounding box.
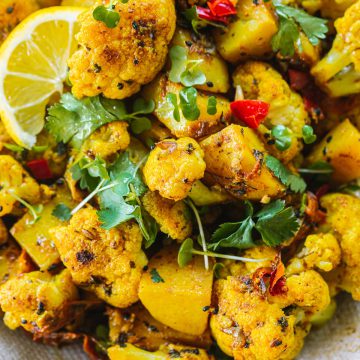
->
[196,6,229,23]
[208,0,237,17]
[27,158,53,180]
[230,99,270,129]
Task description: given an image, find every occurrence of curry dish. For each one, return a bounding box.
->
[0,0,360,359]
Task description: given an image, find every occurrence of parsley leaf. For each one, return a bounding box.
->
[150,268,165,283]
[265,155,307,193]
[272,3,328,57]
[52,204,72,222]
[255,200,299,246]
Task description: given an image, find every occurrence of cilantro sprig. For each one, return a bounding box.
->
[209,200,300,250]
[46,93,154,149]
[52,203,72,222]
[272,3,328,56]
[169,46,206,87]
[265,155,307,193]
[70,152,158,248]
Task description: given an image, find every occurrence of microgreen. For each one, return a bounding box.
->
[52,204,72,222]
[271,125,293,151]
[272,3,328,56]
[302,125,317,144]
[265,155,307,193]
[9,193,43,224]
[207,96,217,115]
[179,87,201,121]
[93,0,122,29]
[298,161,333,175]
[166,93,181,122]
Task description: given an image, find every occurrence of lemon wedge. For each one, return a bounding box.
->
[0,7,84,148]
[61,0,94,6]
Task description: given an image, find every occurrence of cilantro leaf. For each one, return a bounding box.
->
[52,204,72,221]
[209,202,256,250]
[46,93,116,149]
[272,4,328,57]
[265,155,307,193]
[255,200,299,246]
[150,268,165,283]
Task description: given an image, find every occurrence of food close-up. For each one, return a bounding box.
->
[0,0,359,359]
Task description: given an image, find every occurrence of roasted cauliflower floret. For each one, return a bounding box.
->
[0,269,78,334]
[287,233,341,274]
[81,121,130,160]
[321,193,360,300]
[0,0,39,43]
[0,155,41,217]
[50,207,147,308]
[143,138,206,201]
[142,191,192,242]
[233,61,309,162]
[210,276,307,360]
[311,0,360,97]
[199,125,284,200]
[68,0,176,99]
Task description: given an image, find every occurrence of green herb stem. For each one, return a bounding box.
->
[9,192,42,223]
[192,249,270,263]
[187,199,209,270]
[297,168,333,174]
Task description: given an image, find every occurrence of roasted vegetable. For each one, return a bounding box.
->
[200,124,284,200]
[213,0,278,63]
[307,119,360,183]
[142,74,231,139]
[139,245,213,336]
[311,0,360,97]
[143,137,206,201]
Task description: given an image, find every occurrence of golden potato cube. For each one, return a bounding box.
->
[200,124,284,200]
[139,246,213,336]
[307,119,360,183]
[10,183,76,271]
[171,27,230,94]
[214,0,278,63]
[142,74,231,139]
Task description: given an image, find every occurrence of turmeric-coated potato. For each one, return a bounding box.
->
[0,155,41,216]
[213,0,278,63]
[142,191,192,242]
[200,125,284,200]
[307,119,360,183]
[321,193,360,300]
[0,269,78,334]
[108,343,213,360]
[10,183,77,271]
[171,27,230,94]
[81,121,130,160]
[50,207,147,308]
[142,74,231,139]
[68,0,176,99]
[139,246,213,336]
[143,138,206,201]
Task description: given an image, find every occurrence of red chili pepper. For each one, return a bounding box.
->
[269,254,287,296]
[230,100,270,129]
[27,158,53,180]
[196,6,229,23]
[208,0,237,17]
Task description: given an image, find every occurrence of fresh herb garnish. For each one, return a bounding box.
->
[93,0,129,28]
[207,96,217,115]
[272,3,328,56]
[271,125,293,151]
[46,93,153,148]
[179,87,201,121]
[150,268,165,283]
[166,93,181,122]
[209,200,300,249]
[178,238,269,268]
[52,203,72,222]
[9,193,43,224]
[169,46,206,87]
[265,155,307,193]
[302,125,317,144]
[298,161,333,175]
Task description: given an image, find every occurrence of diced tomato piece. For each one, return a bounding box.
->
[27,158,53,180]
[196,6,229,23]
[208,0,237,17]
